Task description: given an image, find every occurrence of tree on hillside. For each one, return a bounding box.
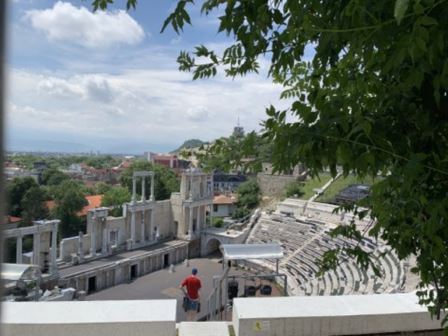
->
[52,180,88,238]
[6,177,39,216]
[98,0,448,320]
[236,180,260,209]
[101,186,131,216]
[172,139,206,153]
[120,160,180,200]
[233,180,260,219]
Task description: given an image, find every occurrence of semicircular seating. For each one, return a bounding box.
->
[247,207,406,296]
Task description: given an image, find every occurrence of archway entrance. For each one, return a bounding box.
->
[204,238,222,256]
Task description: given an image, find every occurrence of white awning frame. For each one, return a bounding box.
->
[1,263,41,281]
[219,244,284,261]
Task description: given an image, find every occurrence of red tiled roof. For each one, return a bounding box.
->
[213,194,237,205]
[4,216,22,224]
[46,195,103,217]
[152,154,177,160]
[119,161,132,169]
[45,200,56,211]
[79,195,103,216]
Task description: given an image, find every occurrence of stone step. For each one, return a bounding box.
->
[178,322,230,336]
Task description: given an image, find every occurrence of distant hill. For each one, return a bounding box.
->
[171,139,207,153]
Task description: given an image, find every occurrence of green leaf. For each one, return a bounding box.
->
[394,0,409,25]
[419,16,437,26]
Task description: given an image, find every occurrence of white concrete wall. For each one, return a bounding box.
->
[105,216,127,245]
[2,300,177,336]
[154,200,173,239]
[232,294,444,336]
[59,234,91,260]
[213,204,235,217]
[170,193,184,237]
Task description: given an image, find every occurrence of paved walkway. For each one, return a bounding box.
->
[86,257,281,321]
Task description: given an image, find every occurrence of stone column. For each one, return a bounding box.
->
[131,208,136,244]
[50,223,58,274]
[209,202,213,227]
[189,206,193,238]
[132,176,137,203]
[150,209,155,241]
[150,174,155,201]
[90,219,96,256]
[102,224,108,255]
[78,231,84,259]
[141,177,146,201]
[141,210,145,243]
[189,173,193,200]
[16,234,23,264]
[33,232,41,267]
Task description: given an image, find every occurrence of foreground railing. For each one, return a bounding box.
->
[2,293,444,336]
[2,300,177,336]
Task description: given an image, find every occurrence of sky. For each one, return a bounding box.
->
[6,0,289,154]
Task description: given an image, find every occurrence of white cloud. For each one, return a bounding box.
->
[25,1,145,48]
[36,75,118,103]
[7,63,286,151]
[186,106,211,122]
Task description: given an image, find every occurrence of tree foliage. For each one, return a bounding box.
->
[101,186,131,216]
[21,186,49,225]
[285,181,305,198]
[52,180,88,238]
[7,153,121,170]
[120,160,180,200]
[95,182,112,195]
[197,131,272,173]
[6,177,39,216]
[166,0,448,321]
[41,169,70,186]
[96,0,448,321]
[236,179,260,210]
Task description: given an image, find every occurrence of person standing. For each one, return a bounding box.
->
[180,268,202,321]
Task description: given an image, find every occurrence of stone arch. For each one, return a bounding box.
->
[204,238,222,256]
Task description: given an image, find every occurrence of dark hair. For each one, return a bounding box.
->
[192,268,198,275]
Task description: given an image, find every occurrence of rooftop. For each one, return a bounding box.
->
[213,194,237,205]
[46,194,103,217]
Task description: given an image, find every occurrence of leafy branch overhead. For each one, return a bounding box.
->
[163,0,448,324]
[95,0,448,323]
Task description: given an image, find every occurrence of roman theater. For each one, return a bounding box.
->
[1,169,443,336]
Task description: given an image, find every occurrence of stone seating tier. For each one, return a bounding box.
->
[247,212,405,296]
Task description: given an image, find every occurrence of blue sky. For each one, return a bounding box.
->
[6,0,287,154]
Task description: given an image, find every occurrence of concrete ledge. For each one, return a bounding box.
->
[179,322,230,336]
[233,293,444,336]
[2,300,177,336]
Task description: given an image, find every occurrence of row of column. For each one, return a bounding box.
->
[130,208,155,245]
[187,175,212,201]
[14,221,58,275]
[186,204,211,238]
[132,174,155,203]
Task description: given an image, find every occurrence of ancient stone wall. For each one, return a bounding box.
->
[257,173,299,197]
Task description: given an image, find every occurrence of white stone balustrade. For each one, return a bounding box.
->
[2,300,177,336]
[233,293,444,336]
